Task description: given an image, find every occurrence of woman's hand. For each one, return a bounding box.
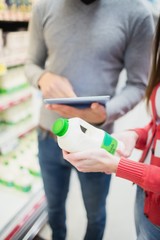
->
[112,131,139,158]
[63,149,120,174]
[62,130,139,174]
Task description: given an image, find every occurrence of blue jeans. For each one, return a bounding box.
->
[38,129,111,240]
[38,128,111,240]
[135,186,160,240]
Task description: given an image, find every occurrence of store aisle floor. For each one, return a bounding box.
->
[38,100,150,240]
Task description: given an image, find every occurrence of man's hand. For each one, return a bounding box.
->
[40,72,107,124]
[38,72,76,98]
[46,102,107,125]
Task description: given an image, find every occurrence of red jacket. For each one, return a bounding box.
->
[116,82,160,226]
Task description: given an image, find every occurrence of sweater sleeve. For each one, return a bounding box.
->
[116,158,160,194]
[133,128,148,149]
[104,15,154,125]
[133,121,153,150]
[24,3,47,88]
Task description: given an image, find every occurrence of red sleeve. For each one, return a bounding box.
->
[132,122,152,150]
[134,128,147,149]
[116,158,160,194]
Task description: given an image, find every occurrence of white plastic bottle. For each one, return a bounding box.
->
[52,117,125,155]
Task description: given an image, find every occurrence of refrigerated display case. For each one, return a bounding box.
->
[0,5,48,238]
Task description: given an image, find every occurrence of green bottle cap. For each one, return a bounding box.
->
[52,118,69,136]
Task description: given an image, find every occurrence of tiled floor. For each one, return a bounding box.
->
[38,100,150,240]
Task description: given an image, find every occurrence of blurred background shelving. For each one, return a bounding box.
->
[0,1,47,239]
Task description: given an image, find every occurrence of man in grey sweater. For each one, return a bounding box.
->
[25,0,154,239]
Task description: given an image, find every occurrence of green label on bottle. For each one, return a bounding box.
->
[101,132,118,155]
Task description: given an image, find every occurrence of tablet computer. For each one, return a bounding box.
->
[43,95,110,109]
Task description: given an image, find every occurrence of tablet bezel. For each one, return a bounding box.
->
[43,95,110,109]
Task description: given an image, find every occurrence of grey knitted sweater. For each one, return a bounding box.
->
[25,0,154,132]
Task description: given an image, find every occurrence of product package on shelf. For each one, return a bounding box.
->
[0,59,38,155]
[4,31,29,66]
[0,0,33,21]
[0,98,33,124]
[0,66,29,93]
[0,130,41,192]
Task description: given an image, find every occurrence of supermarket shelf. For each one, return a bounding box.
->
[20,210,48,240]
[0,15,30,22]
[0,180,47,240]
[3,53,27,68]
[0,6,46,239]
[0,20,29,31]
[5,58,27,69]
[0,92,32,112]
[0,118,37,154]
[0,17,29,22]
